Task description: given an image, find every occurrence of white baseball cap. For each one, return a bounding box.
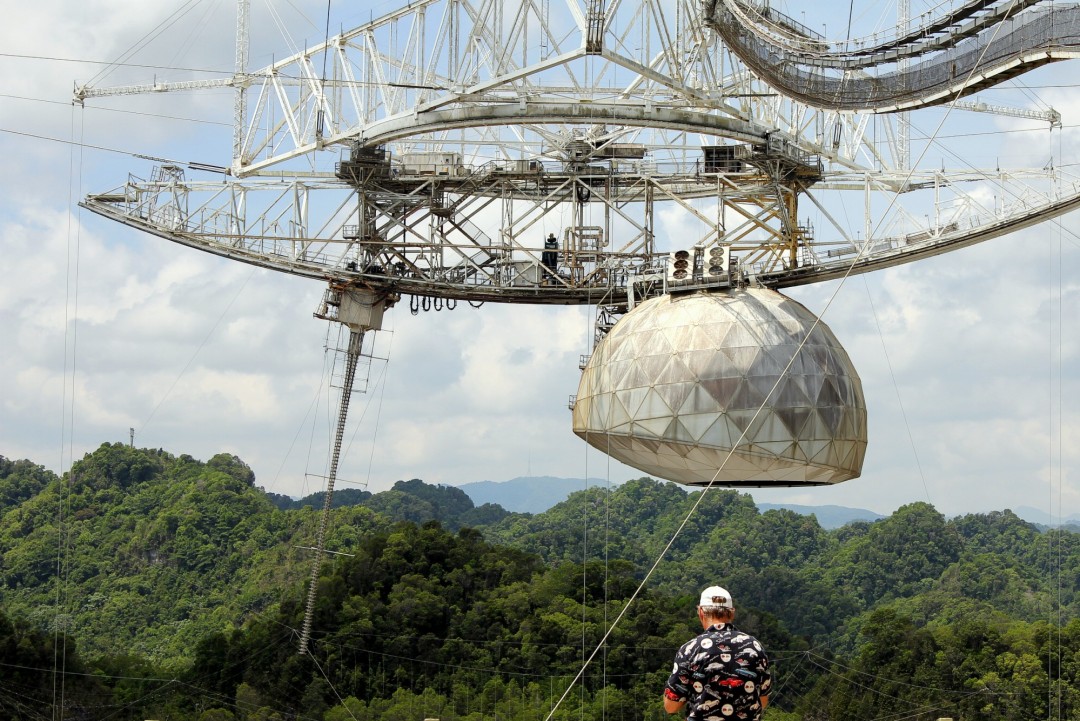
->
[698,585,733,608]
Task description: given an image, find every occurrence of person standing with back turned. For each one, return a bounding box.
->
[663,585,771,721]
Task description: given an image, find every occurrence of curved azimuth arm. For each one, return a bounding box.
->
[708,0,1080,112]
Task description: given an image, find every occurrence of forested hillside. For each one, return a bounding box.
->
[1,443,1077,720]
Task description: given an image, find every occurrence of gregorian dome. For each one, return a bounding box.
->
[572,288,867,486]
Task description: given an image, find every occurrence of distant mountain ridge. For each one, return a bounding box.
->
[268,475,887,529]
[454,477,1074,529]
[755,502,883,528]
[457,476,609,513]
[456,475,886,527]
[1015,505,1080,527]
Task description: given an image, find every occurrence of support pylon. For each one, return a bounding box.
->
[298,328,363,655]
[298,286,390,655]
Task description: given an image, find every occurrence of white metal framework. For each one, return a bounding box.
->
[74,0,1080,313]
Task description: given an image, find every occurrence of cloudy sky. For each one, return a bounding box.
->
[1,0,1076,521]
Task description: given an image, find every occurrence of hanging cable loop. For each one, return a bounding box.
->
[410,295,419,315]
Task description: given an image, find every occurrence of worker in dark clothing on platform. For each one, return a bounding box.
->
[663,586,771,721]
[542,232,558,275]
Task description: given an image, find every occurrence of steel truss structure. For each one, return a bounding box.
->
[76,0,1080,310]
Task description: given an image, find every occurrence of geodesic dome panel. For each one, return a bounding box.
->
[572,289,867,486]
